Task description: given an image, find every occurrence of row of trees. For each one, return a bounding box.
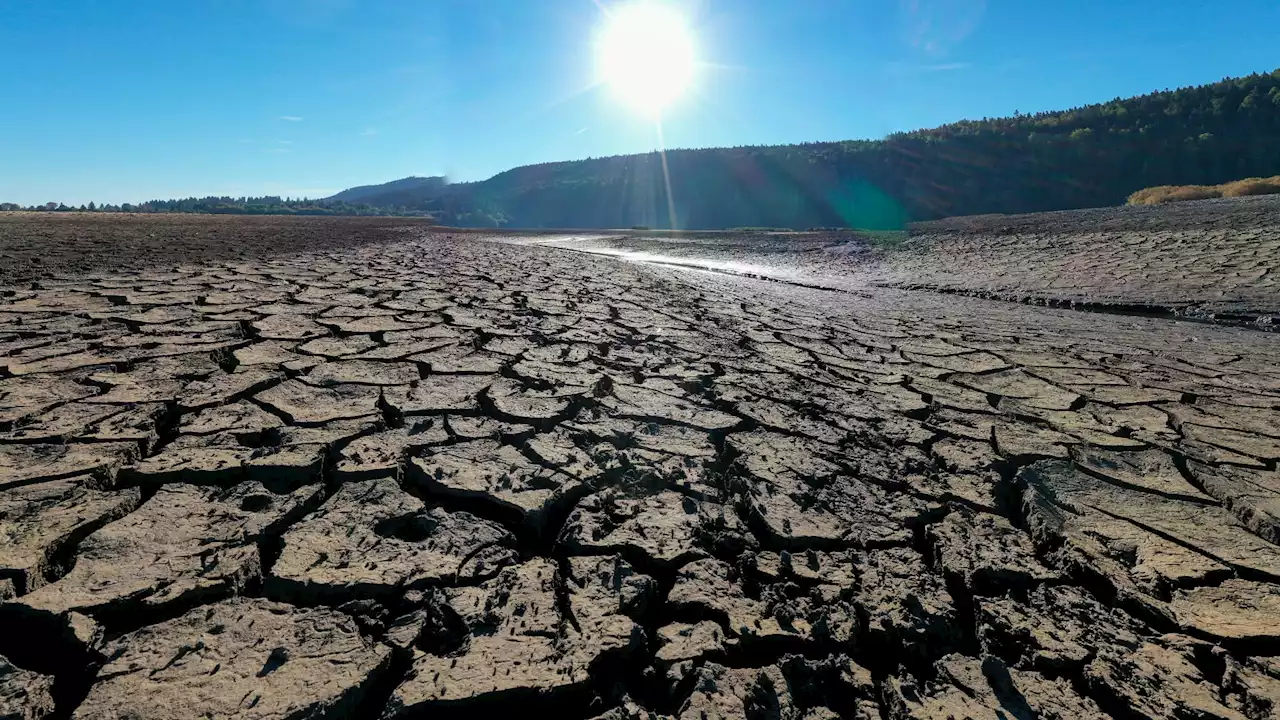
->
[0,196,431,216]
[2,201,156,212]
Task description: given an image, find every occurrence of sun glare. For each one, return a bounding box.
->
[597,2,695,116]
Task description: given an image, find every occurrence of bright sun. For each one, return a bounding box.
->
[597,2,695,116]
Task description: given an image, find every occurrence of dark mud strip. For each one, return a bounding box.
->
[883,283,1280,332]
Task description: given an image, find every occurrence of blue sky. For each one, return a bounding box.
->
[3,0,1278,206]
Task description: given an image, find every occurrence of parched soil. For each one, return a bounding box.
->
[518,195,1280,328]
[2,212,1280,719]
[886,195,1280,324]
[0,213,437,286]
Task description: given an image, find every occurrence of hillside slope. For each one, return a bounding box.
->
[327,176,448,203]
[347,70,1280,229]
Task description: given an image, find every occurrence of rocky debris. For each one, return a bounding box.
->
[978,586,1257,718]
[884,654,1108,719]
[852,547,960,665]
[408,439,587,531]
[71,598,393,719]
[16,481,319,623]
[0,479,141,595]
[1085,634,1250,720]
[269,478,517,601]
[926,506,1059,595]
[678,664,800,720]
[560,490,750,570]
[654,621,726,687]
[590,697,670,720]
[668,558,813,646]
[678,656,878,720]
[1224,655,1280,719]
[565,554,656,637]
[976,584,1148,675]
[382,603,432,652]
[384,557,649,716]
[0,654,55,720]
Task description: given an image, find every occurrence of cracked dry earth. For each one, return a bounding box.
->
[885,196,1280,325]
[2,220,1280,720]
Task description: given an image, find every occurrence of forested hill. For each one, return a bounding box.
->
[39,71,1278,226]
[327,176,448,204]
[334,69,1280,229]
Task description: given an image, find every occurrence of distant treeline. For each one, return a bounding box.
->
[0,196,430,217]
[12,69,1280,228]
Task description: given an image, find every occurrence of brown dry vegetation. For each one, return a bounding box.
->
[1128,175,1280,205]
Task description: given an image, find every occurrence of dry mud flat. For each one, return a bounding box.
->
[525,195,1280,328]
[887,195,1280,324]
[0,216,1279,718]
[0,213,438,286]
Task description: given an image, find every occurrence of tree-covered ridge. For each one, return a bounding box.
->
[342,69,1280,229]
[326,176,448,204]
[10,70,1279,228]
